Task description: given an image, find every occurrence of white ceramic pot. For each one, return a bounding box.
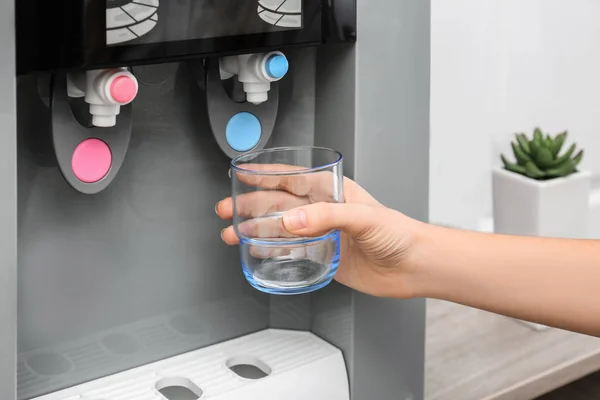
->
[492,167,591,238]
[492,167,591,331]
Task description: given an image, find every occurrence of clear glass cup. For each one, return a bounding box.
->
[231,146,344,295]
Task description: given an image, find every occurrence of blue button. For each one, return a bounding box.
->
[265,54,289,79]
[225,112,262,152]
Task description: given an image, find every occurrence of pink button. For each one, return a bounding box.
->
[109,75,137,104]
[71,138,112,183]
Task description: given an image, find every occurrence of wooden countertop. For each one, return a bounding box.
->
[425,299,600,400]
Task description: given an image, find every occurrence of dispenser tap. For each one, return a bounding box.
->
[219,51,289,105]
[67,68,139,127]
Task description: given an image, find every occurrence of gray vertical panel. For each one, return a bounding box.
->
[353,0,430,398]
[314,44,356,179]
[313,42,357,380]
[0,0,17,395]
[315,0,430,399]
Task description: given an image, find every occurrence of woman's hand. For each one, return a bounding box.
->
[216,175,426,298]
[214,164,600,335]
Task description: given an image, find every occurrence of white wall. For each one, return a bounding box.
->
[430,0,600,229]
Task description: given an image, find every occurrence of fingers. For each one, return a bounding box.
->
[233,166,341,202]
[232,164,311,194]
[282,202,380,238]
[217,171,382,246]
[233,163,308,174]
[216,198,234,220]
[235,169,377,207]
[221,225,239,245]
[237,191,310,218]
[232,162,377,204]
[220,216,297,245]
[220,202,379,246]
[216,192,311,220]
[236,216,296,239]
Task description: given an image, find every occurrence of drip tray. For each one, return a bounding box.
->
[32,329,349,400]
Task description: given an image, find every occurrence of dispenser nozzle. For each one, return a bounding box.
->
[219,51,288,105]
[68,68,139,127]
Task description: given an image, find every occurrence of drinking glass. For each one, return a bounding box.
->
[230,146,344,295]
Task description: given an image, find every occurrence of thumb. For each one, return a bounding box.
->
[282,202,378,237]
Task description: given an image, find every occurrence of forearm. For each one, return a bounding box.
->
[412,224,600,336]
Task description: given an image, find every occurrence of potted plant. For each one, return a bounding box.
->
[493,128,591,331]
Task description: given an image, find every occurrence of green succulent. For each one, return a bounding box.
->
[501,127,584,180]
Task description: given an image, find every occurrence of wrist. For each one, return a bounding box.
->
[404,222,450,299]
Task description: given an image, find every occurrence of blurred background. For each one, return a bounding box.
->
[426,1,600,399]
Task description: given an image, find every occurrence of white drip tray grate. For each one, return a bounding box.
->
[32,329,350,400]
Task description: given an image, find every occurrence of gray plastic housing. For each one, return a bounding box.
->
[1,1,430,399]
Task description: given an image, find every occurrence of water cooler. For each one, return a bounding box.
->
[1,0,430,398]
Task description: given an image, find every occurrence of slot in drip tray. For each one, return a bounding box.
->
[31,329,350,400]
[156,376,204,399]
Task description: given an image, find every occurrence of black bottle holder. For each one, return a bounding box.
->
[48,72,133,194]
[190,58,280,160]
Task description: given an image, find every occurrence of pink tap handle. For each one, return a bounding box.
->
[109,75,138,104]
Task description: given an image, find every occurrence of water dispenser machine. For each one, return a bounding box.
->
[2,0,431,398]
